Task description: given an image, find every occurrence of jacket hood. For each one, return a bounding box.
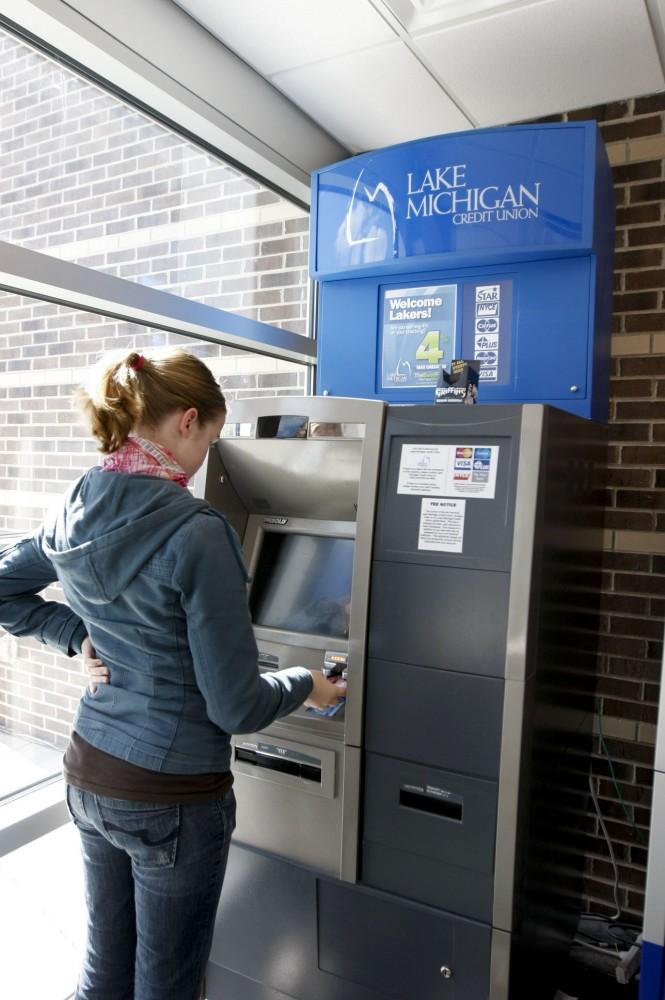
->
[42,468,209,604]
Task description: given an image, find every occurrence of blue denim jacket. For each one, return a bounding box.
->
[0,468,312,772]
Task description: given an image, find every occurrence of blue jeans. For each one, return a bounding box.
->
[66,785,236,1000]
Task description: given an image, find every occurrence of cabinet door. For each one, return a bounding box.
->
[318,880,491,1000]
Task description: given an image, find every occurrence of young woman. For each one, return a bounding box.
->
[0,348,343,1000]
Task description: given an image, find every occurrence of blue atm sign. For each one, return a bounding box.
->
[311,124,593,278]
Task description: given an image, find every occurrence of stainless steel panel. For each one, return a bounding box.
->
[655,623,665,774]
[340,746,361,882]
[492,678,526,933]
[489,928,511,1000]
[504,405,543,684]
[220,437,363,521]
[232,735,336,799]
[232,728,345,877]
[493,407,543,932]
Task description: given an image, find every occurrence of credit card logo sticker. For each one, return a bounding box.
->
[475,350,498,366]
[475,334,499,351]
[475,285,500,303]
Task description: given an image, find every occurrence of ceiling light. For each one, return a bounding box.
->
[378,0,535,34]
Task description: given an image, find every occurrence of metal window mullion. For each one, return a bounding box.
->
[0,241,317,367]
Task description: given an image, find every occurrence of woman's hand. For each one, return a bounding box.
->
[81,636,109,693]
[304,670,346,710]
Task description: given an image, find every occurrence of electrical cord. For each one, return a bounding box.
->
[587,770,621,920]
[597,705,648,846]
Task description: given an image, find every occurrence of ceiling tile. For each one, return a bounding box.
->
[270,41,473,151]
[412,0,665,125]
[174,0,397,77]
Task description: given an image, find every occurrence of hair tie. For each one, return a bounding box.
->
[129,354,145,372]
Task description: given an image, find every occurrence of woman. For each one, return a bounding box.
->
[0,348,343,1000]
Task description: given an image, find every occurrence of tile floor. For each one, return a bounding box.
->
[0,730,85,1000]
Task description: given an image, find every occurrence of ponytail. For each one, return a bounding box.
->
[75,348,227,453]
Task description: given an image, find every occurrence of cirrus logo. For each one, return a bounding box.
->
[476,318,498,334]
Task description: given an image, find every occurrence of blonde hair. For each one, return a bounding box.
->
[75,348,227,453]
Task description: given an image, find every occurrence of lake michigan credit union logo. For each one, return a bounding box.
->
[344,168,398,260]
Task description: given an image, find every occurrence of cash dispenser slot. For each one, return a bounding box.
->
[234,745,322,784]
[399,786,463,822]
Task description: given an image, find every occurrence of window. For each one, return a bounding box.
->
[0,27,310,334]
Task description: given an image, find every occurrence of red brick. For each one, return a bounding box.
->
[615,248,663,269]
[598,634,649,658]
[635,767,656,787]
[613,291,659,312]
[651,598,665,617]
[610,399,665,420]
[570,101,630,122]
[602,116,663,142]
[595,676,643,700]
[635,94,665,114]
[602,467,652,488]
[605,509,654,530]
[600,593,649,614]
[616,489,665,509]
[610,378,653,398]
[620,445,665,463]
[645,683,661,703]
[648,638,664,661]
[625,313,665,332]
[620,356,665,375]
[609,614,665,639]
[603,699,657,724]
[624,269,665,292]
[630,180,665,204]
[615,572,665,596]
[627,225,665,247]
[609,420,651,441]
[601,738,654,765]
[613,160,663,184]
[606,657,660,681]
[618,203,661,227]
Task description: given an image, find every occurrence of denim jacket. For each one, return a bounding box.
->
[0,468,312,772]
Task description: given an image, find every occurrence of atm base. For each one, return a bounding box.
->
[206,842,491,1000]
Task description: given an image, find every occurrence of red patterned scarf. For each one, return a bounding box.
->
[99,434,189,488]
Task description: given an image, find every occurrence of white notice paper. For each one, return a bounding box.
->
[398,443,499,499]
[418,498,466,553]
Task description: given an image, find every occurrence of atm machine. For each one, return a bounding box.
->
[201,394,604,1000]
[201,118,612,1000]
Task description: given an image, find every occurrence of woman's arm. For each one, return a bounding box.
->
[175,512,315,734]
[0,531,87,656]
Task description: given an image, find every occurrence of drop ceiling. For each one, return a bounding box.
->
[173,0,665,153]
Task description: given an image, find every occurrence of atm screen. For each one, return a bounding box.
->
[250,533,354,639]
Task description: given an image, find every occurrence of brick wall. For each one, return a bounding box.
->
[0,26,310,754]
[0,29,310,334]
[527,94,665,923]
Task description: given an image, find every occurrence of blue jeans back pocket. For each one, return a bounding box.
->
[99,800,180,869]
